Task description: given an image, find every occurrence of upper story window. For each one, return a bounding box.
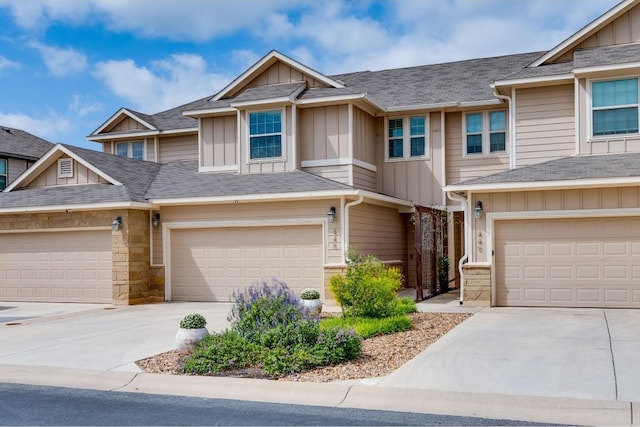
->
[464,110,507,155]
[387,115,427,161]
[249,110,282,160]
[116,141,144,160]
[0,158,6,190]
[592,78,639,136]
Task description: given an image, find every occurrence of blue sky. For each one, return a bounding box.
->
[0,0,620,150]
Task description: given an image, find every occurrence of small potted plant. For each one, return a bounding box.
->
[300,288,322,316]
[175,313,209,354]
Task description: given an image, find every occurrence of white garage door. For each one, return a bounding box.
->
[0,230,112,303]
[170,225,324,302]
[495,217,640,308]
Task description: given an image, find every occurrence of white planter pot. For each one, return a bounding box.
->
[301,298,323,316]
[176,327,209,354]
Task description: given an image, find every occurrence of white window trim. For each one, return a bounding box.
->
[0,158,7,189]
[587,76,640,140]
[462,110,508,157]
[246,108,286,163]
[115,140,146,160]
[384,114,429,162]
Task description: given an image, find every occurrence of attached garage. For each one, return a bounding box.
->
[495,217,640,308]
[0,230,112,303]
[169,225,324,301]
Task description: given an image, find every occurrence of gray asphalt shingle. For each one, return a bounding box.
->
[0,126,53,160]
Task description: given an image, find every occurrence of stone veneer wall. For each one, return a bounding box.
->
[462,264,491,305]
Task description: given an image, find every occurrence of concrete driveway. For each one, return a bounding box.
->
[380,307,640,402]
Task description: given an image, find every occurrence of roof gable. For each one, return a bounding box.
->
[532,0,639,66]
[212,50,345,101]
[90,108,157,136]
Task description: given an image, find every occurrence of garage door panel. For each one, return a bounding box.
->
[171,225,323,302]
[496,217,640,308]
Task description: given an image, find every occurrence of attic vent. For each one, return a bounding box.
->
[57,158,74,178]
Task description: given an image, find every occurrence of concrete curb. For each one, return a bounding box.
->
[0,365,634,425]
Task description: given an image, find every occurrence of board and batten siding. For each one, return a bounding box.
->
[158,134,198,163]
[155,199,343,265]
[472,186,640,263]
[109,116,148,133]
[349,203,408,271]
[352,106,377,166]
[201,115,237,168]
[380,112,443,206]
[25,156,106,188]
[445,111,509,186]
[299,105,350,162]
[515,85,575,166]
[239,62,328,96]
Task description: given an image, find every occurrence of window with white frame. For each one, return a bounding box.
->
[249,110,282,160]
[464,110,507,155]
[115,141,144,160]
[387,115,427,160]
[0,158,6,190]
[591,78,639,136]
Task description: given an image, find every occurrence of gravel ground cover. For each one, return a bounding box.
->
[136,312,470,382]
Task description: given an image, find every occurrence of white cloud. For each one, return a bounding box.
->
[0,111,70,141]
[68,94,103,117]
[29,41,88,77]
[93,53,232,112]
[0,0,92,31]
[0,55,20,71]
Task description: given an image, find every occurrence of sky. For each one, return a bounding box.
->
[0,0,621,150]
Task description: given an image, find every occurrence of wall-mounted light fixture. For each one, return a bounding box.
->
[152,213,161,228]
[112,216,122,232]
[327,206,336,223]
[474,201,483,219]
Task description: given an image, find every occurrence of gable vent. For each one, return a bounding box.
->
[57,158,74,178]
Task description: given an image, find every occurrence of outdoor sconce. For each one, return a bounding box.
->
[112,216,122,232]
[474,201,483,219]
[152,213,160,228]
[327,206,336,223]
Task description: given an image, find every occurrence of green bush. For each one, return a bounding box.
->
[179,313,207,329]
[393,297,418,315]
[183,330,259,374]
[313,327,362,364]
[329,251,404,318]
[321,314,413,339]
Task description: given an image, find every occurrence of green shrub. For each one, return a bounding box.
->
[393,297,418,315]
[321,314,413,339]
[179,313,207,329]
[183,330,259,374]
[300,288,321,300]
[313,327,362,364]
[329,250,404,318]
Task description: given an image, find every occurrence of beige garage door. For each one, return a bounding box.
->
[0,230,112,303]
[171,225,323,302]
[495,217,640,308]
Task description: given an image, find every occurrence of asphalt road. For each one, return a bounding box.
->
[0,383,540,426]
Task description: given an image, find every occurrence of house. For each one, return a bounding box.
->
[1,0,639,308]
[0,126,53,190]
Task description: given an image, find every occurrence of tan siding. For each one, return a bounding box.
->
[201,115,237,168]
[7,158,29,185]
[240,107,293,174]
[158,134,198,163]
[349,203,407,272]
[25,157,106,188]
[109,116,148,132]
[352,165,376,191]
[515,85,575,166]
[299,105,349,161]
[145,138,156,162]
[577,6,640,50]
[157,200,343,265]
[353,106,377,165]
[445,111,509,184]
[302,165,350,185]
[243,62,327,91]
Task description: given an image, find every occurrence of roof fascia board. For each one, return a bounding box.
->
[530,0,637,67]
[444,176,640,193]
[90,108,157,136]
[183,107,236,118]
[573,61,640,76]
[87,127,198,141]
[212,51,345,102]
[230,96,291,108]
[149,189,361,206]
[493,74,574,88]
[0,201,151,214]
[5,144,123,192]
[386,102,458,112]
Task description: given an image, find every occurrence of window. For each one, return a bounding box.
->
[116,141,144,160]
[0,158,6,190]
[249,110,282,159]
[592,78,639,136]
[464,110,507,155]
[386,115,427,160]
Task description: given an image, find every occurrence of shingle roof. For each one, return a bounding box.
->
[0,126,53,160]
[0,184,132,208]
[450,152,640,187]
[145,160,352,200]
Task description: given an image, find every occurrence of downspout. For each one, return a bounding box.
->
[492,87,515,170]
[447,191,469,305]
[342,192,364,263]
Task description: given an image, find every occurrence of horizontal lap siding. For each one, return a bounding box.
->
[515,85,575,166]
[302,165,350,185]
[353,166,376,191]
[349,203,407,266]
[159,135,198,163]
[7,158,29,186]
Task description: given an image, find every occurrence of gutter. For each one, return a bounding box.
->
[491,86,515,169]
[342,192,364,264]
[446,191,469,305]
